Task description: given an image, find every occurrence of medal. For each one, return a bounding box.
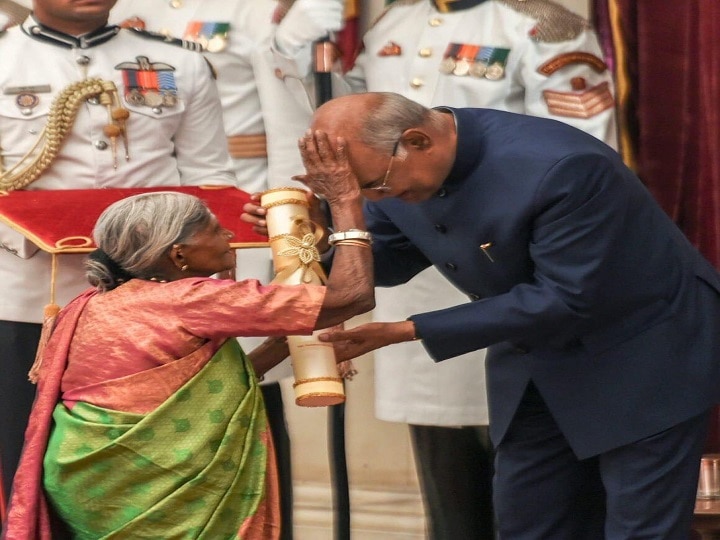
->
[162,93,178,107]
[485,62,505,80]
[475,46,510,80]
[143,91,163,108]
[125,89,145,106]
[439,56,456,74]
[469,62,487,78]
[440,42,461,74]
[118,56,178,111]
[207,34,227,53]
[184,21,230,52]
[453,58,470,76]
[451,44,478,77]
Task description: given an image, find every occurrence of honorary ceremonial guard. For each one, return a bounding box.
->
[273,0,617,537]
[0,0,235,501]
[107,3,320,536]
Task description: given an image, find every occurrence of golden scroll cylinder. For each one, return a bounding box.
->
[260,187,345,407]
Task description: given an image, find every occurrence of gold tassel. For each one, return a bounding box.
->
[28,253,61,384]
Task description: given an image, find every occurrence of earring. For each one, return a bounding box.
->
[180,264,189,272]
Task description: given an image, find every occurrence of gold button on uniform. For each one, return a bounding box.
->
[429,17,443,27]
[410,77,424,89]
[418,48,432,58]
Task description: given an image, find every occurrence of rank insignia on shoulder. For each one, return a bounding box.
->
[183,21,230,53]
[127,27,204,53]
[542,81,614,119]
[115,56,179,110]
[440,43,510,80]
[500,0,589,43]
[537,52,608,76]
[378,41,402,57]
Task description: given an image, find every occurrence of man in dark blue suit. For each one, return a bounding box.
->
[244,91,720,538]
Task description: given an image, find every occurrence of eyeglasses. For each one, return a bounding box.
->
[362,140,401,193]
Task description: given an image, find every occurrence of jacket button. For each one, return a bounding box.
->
[434,224,447,233]
[437,188,448,197]
[445,262,457,271]
[469,293,481,301]
[94,140,108,150]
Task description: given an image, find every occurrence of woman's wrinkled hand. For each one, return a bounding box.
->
[292,130,361,204]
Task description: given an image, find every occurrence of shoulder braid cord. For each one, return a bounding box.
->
[0,78,130,192]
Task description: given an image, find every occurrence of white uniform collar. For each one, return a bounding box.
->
[22,15,120,49]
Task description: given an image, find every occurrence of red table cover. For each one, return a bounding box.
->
[0,186,268,253]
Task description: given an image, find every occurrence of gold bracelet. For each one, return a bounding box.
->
[333,239,371,248]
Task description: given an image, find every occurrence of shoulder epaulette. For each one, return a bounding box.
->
[369,0,422,31]
[126,27,204,52]
[499,0,589,43]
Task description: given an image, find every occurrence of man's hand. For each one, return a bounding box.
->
[274,0,345,56]
[241,193,269,236]
[318,321,418,362]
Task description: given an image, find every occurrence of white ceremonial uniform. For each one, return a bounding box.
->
[0,15,236,501]
[274,0,617,428]
[110,1,313,382]
[110,0,308,195]
[0,18,235,324]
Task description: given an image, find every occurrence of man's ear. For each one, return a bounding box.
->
[401,128,432,150]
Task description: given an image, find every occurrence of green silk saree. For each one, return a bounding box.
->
[43,339,279,539]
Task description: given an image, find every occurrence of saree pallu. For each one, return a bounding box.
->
[43,339,279,539]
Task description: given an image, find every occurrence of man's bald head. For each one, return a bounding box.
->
[312,92,437,155]
[311,93,384,142]
[305,92,457,202]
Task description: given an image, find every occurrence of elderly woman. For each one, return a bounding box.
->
[4,161,373,538]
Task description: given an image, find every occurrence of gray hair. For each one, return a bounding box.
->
[359,92,444,155]
[86,191,213,291]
